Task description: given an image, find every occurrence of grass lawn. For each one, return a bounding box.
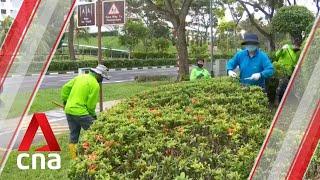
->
[29,81,169,114]
[5,81,168,119]
[76,36,128,50]
[1,135,71,180]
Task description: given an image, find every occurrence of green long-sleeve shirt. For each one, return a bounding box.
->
[275,44,298,76]
[61,73,100,116]
[190,67,211,81]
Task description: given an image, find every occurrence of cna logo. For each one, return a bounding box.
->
[17,113,61,170]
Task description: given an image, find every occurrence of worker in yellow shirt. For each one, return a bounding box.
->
[190,58,211,81]
[61,64,108,159]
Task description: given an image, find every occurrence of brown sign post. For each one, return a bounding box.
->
[77,3,96,27]
[77,0,125,112]
[103,1,125,25]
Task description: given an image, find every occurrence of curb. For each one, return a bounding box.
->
[6,66,178,77]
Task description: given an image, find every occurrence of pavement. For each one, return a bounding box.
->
[0,100,121,154]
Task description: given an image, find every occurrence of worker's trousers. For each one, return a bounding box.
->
[66,114,95,144]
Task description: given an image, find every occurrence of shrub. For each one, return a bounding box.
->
[132,52,176,59]
[134,75,176,82]
[68,78,272,179]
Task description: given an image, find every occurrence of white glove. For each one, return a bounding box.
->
[250,73,261,81]
[228,70,238,78]
[282,44,289,49]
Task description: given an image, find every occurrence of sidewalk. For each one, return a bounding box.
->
[0,100,121,154]
[25,100,121,136]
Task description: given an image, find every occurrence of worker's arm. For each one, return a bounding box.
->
[261,54,275,79]
[87,84,100,117]
[203,69,211,79]
[190,69,197,81]
[226,52,240,72]
[61,78,75,104]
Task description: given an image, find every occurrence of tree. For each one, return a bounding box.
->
[0,16,13,46]
[228,2,244,28]
[314,0,320,16]
[144,0,194,81]
[216,20,240,53]
[68,12,76,60]
[286,0,297,5]
[230,0,285,51]
[271,5,314,46]
[189,0,219,46]
[119,20,148,59]
[75,27,90,52]
[154,37,170,53]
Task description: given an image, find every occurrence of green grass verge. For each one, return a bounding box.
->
[29,81,168,114]
[1,135,71,180]
[76,36,128,50]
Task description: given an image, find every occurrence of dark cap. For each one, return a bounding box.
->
[241,33,259,45]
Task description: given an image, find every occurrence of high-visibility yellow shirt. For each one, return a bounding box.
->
[190,67,211,81]
[61,73,100,116]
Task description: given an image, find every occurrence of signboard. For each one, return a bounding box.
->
[103,0,125,25]
[77,3,96,27]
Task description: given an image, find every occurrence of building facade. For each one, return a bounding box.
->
[0,0,22,21]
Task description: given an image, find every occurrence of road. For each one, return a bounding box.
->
[4,67,178,90]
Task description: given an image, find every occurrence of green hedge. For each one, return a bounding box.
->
[68,78,272,179]
[132,52,176,59]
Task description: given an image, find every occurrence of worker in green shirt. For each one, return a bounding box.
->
[61,64,108,159]
[190,58,211,81]
[274,43,300,106]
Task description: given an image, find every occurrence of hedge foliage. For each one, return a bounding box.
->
[131,52,176,59]
[68,78,272,179]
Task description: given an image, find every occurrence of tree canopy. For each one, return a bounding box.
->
[271,5,315,45]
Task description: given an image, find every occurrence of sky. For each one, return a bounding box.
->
[226,0,318,20]
[295,0,317,13]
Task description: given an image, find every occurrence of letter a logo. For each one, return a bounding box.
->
[18,113,61,152]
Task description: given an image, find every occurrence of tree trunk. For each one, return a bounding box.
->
[176,23,189,81]
[316,0,320,17]
[68,14,76,60]
[267,35,276,51]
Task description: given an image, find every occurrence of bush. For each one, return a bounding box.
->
[132,52,176,59]
[134,75,176,82]
[68,78,272,179]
